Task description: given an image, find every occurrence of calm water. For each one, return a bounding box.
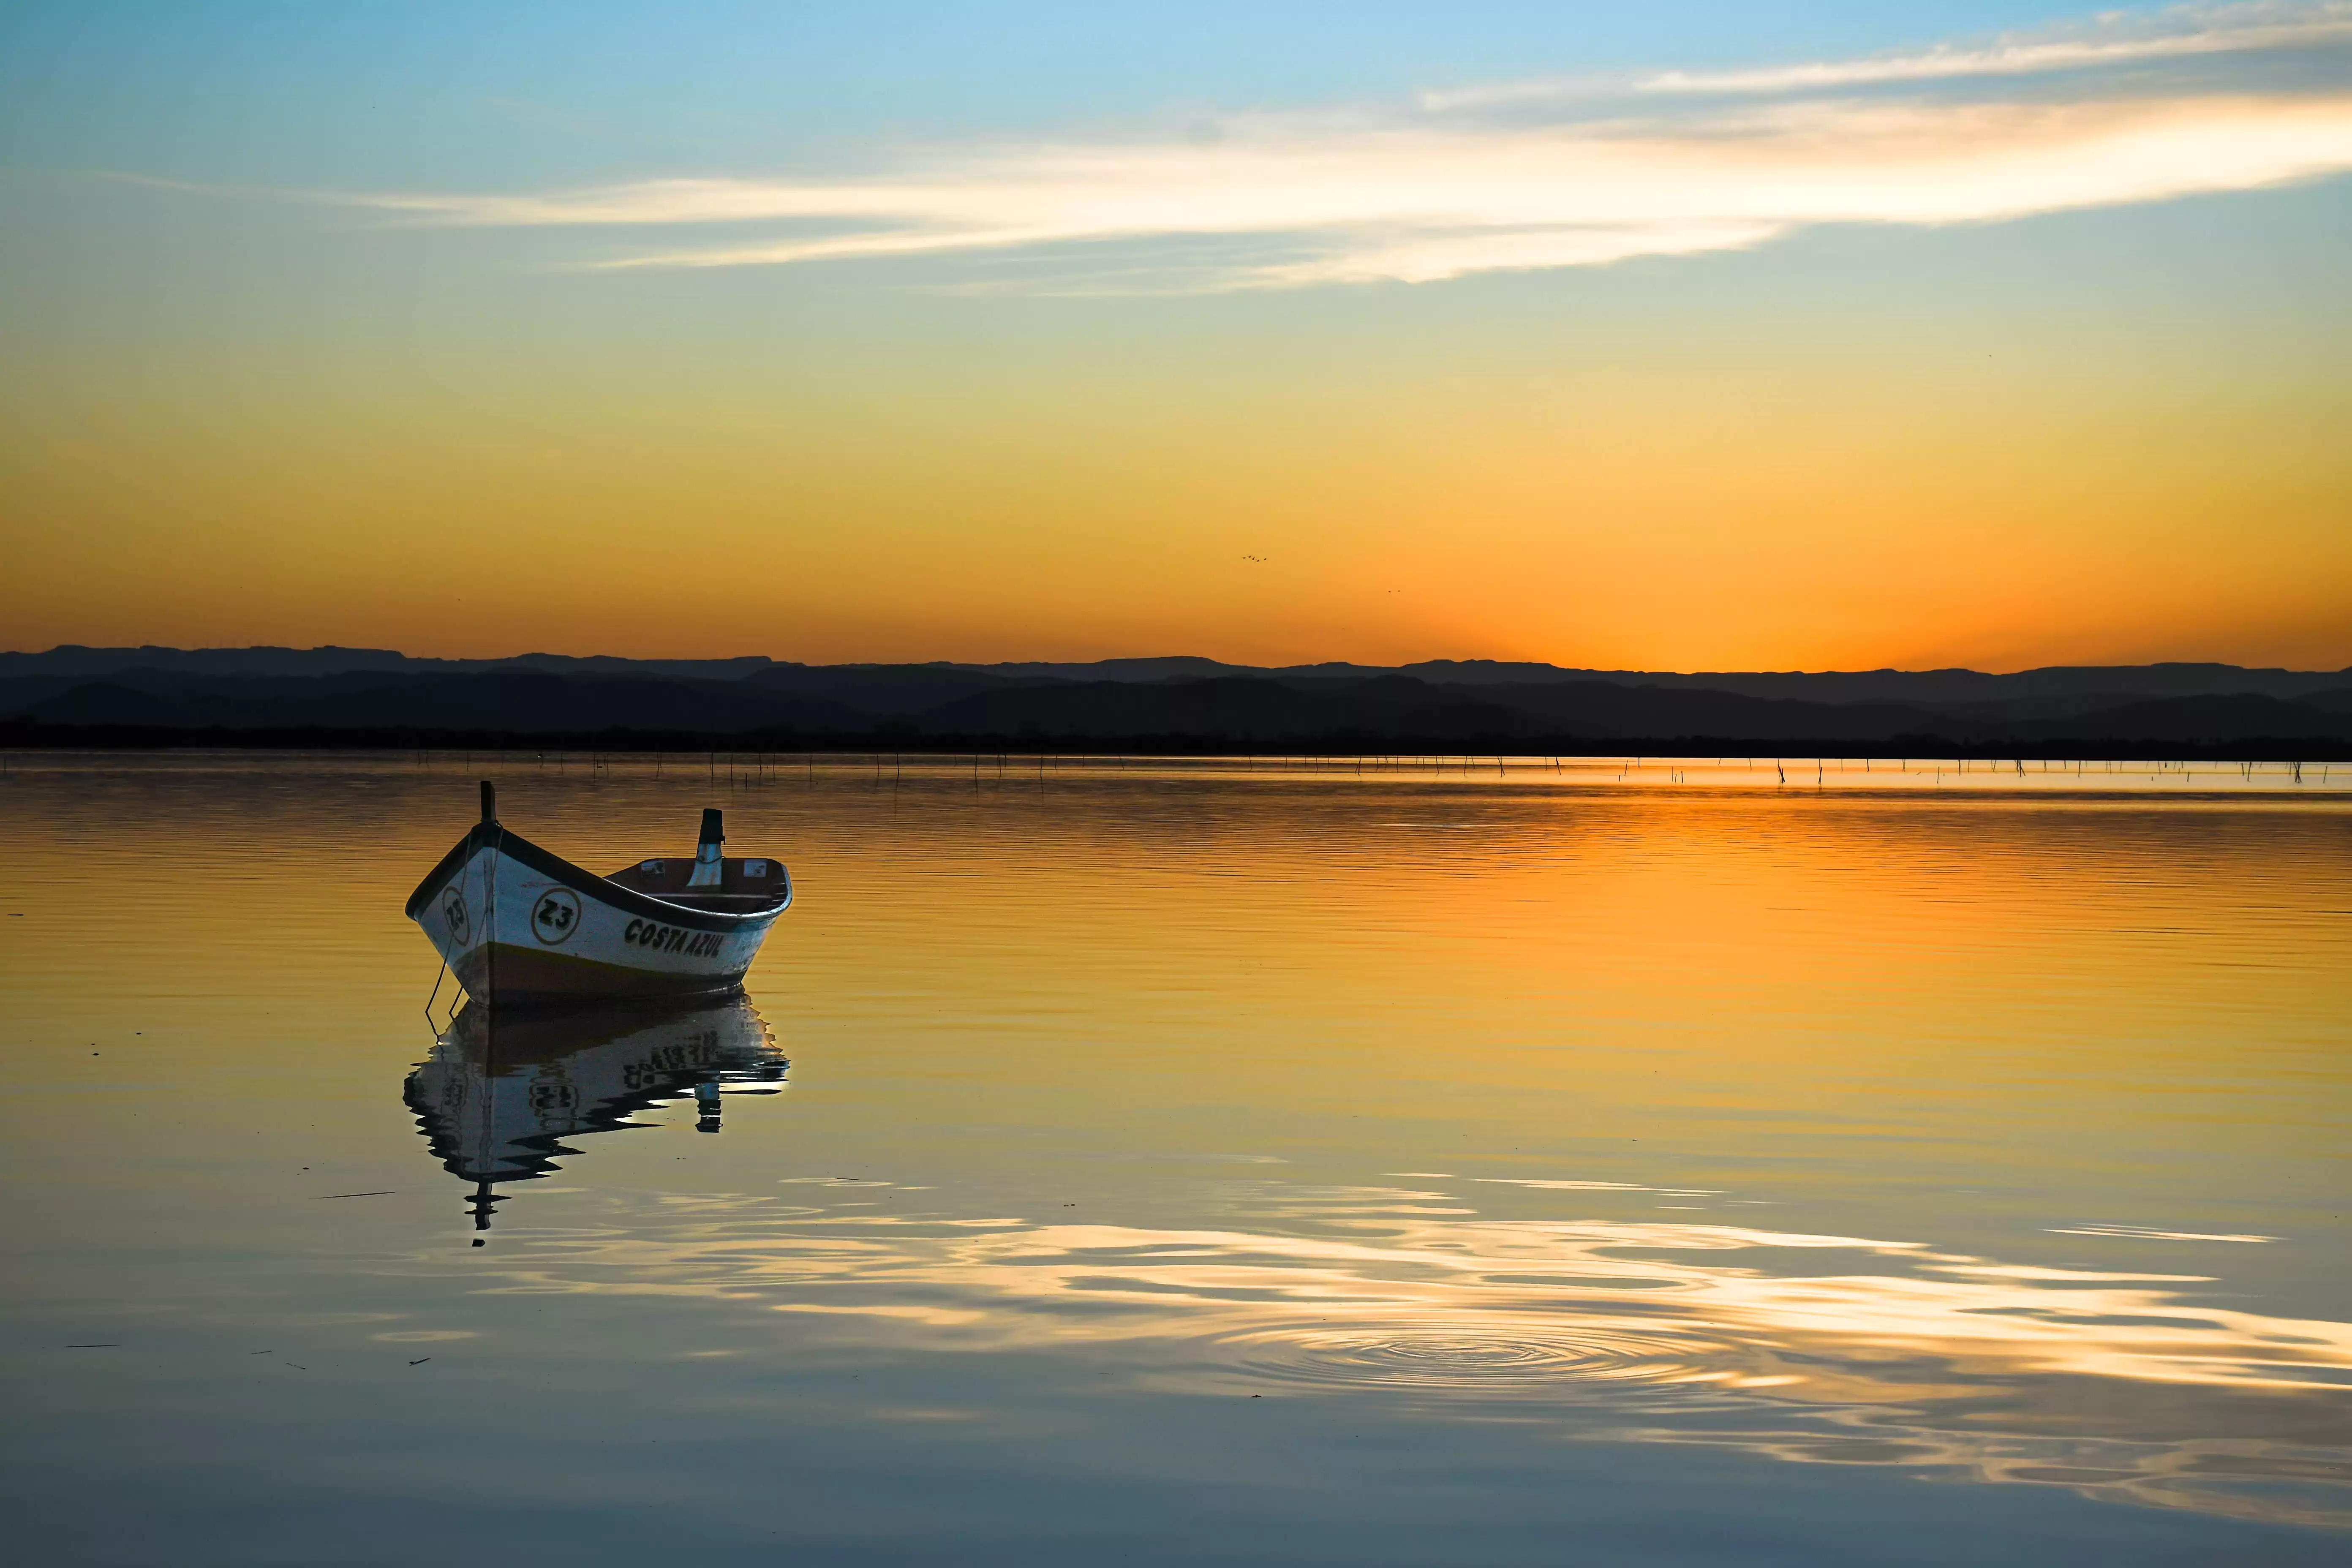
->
[3,752,2349,1566]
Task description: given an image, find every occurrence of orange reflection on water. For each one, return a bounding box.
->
[4,757,2347,1539]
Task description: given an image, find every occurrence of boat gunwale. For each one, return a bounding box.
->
[403,821,789,935]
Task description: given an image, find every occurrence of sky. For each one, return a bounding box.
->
[2,2,2348,672]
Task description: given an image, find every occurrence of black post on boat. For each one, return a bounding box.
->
[480,779,498,824]
[690,807,727,888]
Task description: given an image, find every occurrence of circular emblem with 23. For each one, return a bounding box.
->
[531,888,584,946]
[442,890,469,943]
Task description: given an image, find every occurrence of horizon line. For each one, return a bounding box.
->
[6,644,2350,678]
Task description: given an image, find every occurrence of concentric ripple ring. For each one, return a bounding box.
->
[1214,1320,1729,1396]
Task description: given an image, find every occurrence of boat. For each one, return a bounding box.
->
[406,781,792,1006]
[405,992,788,1236]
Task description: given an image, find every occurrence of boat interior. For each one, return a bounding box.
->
[603,856,791,913]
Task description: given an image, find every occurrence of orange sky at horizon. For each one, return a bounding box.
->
[5,7,2349,675]
[8,281,2348,674]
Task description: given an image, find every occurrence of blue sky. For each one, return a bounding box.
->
[0,4,2246,185]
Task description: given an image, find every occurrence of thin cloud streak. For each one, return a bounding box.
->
[346,96,2352,288]
[1433,2,2352,107]
[319,5,2352,290]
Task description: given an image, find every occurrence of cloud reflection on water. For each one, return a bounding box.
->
[448,1185,2352,1530]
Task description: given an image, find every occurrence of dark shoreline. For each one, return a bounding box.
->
[5,719,2347,765]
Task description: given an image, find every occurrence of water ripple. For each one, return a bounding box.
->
[1214,1320,1726,1395]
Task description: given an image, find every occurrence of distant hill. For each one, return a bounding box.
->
[917,676,1546,743]
[743,663,1050,715]
[6,645,2347,705]
[1383,660,2352,705]
[0,645,783,682]
[3,646,2349,756]
[1995,693,2352,745]
[0,667,861,736]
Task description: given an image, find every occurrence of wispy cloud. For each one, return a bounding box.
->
[1434,2,2352,107]
[321,3,2352,290]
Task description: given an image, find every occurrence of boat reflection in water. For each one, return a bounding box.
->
[404,992,787,1239]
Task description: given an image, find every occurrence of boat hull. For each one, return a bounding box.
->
[408,825,787,1006]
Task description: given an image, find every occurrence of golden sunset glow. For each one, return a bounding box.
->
[3,4,2348,669]
[6,8,2351,1550]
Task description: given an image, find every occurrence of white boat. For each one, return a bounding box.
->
[406,781,792,1005]
[404,992,787,1234]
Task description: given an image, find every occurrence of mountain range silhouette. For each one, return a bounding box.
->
[5,646,2348,756]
